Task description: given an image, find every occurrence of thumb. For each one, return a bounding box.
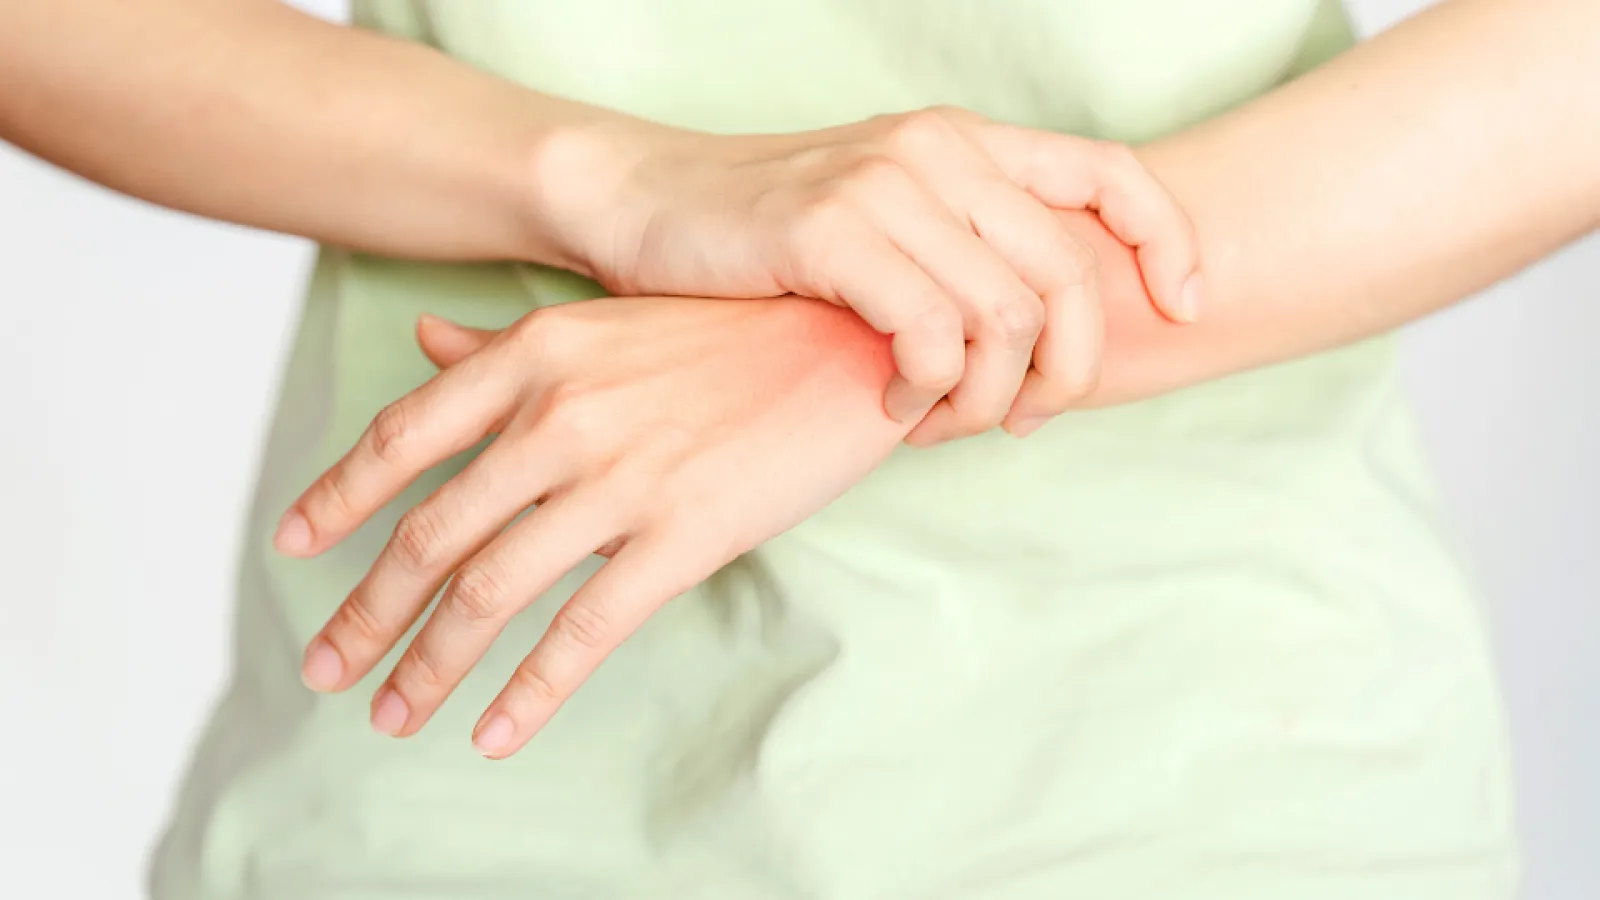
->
[416,314,499,369]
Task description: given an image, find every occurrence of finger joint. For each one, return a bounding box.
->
[369,402,416,466]
[984,295,1045,346]
[510,663,564,706]
[448,565,510,625]
[548,603,612,654]
[391,508,446,575]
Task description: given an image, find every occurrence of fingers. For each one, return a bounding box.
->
[959,122,1203,323]
[272,342,520,558]
[859,170,1045,441]
[807,229,965,422]
[471,531,710,759]
[901,166,1100,444]
[300,434,562,694]
[975,176,1109,433]
[1005,270,1104,437]
[369,482,625,738]
[416,314,497,369]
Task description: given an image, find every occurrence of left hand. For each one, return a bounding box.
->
[541,107,1202,442]
[277,296,907,759]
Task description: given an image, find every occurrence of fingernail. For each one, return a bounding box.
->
[883,376,925,424]
[901,416,936,447]
[474,713,515,758]
[417,313,459,333]
[1009,415,1049,438]
[370,688,410,737]
[300,638,343,692]
[1178,273,1204,323]
[273,509,312,555]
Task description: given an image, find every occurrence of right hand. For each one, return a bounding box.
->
[281,297,907,757]
[535,106,1202,442]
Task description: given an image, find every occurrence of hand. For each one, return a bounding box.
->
[538,106,1202,443]
[278,297,906,758]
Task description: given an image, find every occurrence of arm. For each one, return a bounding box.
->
[0,0,616,266]
[0,0,1199,441]
[266,0,1599,751]
[1072,0,1600,406]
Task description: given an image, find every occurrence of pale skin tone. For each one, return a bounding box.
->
[0,0,1201,441]
[4,0,1597,758]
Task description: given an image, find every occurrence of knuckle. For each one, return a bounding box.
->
[448,565,510,625]
[509,308,574,366]
[510,663,564,705]
[540,382,607,456]
[983,295,1046,344]
[390,507,446,574]
[401,643,449,691]
[507,308,550,346]
[911,361,964,396]
[840,155,907,199]
[883,108,962,156]
[796,189,853,225]
[547,603,612,653]
[908,300,963,339]
[369,402,415,465]
[315,469,358,520]
[330,595,385,647]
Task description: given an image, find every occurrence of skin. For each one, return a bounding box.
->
[0,0,1201,443]
[297,299,908,755]
[590,112,1201,439]
[285,0,1600,757]
[5,0,1598,756]
[1106,0,1600,403]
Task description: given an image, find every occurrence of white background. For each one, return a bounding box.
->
[0,1,1594,897]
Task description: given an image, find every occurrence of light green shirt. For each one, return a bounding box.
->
[152,2,1518,898]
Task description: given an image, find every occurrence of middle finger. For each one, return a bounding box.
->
[369,479,626,737]
[906,177,1102,444]
[304,430,564,694]
[863,168,1044,438]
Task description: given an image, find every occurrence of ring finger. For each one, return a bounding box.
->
[369,479,628,737]
[863,170,1044,438]
[303,430,566,694]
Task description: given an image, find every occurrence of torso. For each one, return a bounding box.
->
[151,3,1519,898]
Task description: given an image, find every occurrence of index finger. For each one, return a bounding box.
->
[809,232,967,422]
[272,346,520,557]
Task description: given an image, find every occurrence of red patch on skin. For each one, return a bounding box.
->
[780,296,899,391]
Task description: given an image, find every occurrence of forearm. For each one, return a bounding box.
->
[0,0,635,266]
[1087,0,1600,406]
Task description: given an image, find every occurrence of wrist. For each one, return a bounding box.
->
[518,115,691,280]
